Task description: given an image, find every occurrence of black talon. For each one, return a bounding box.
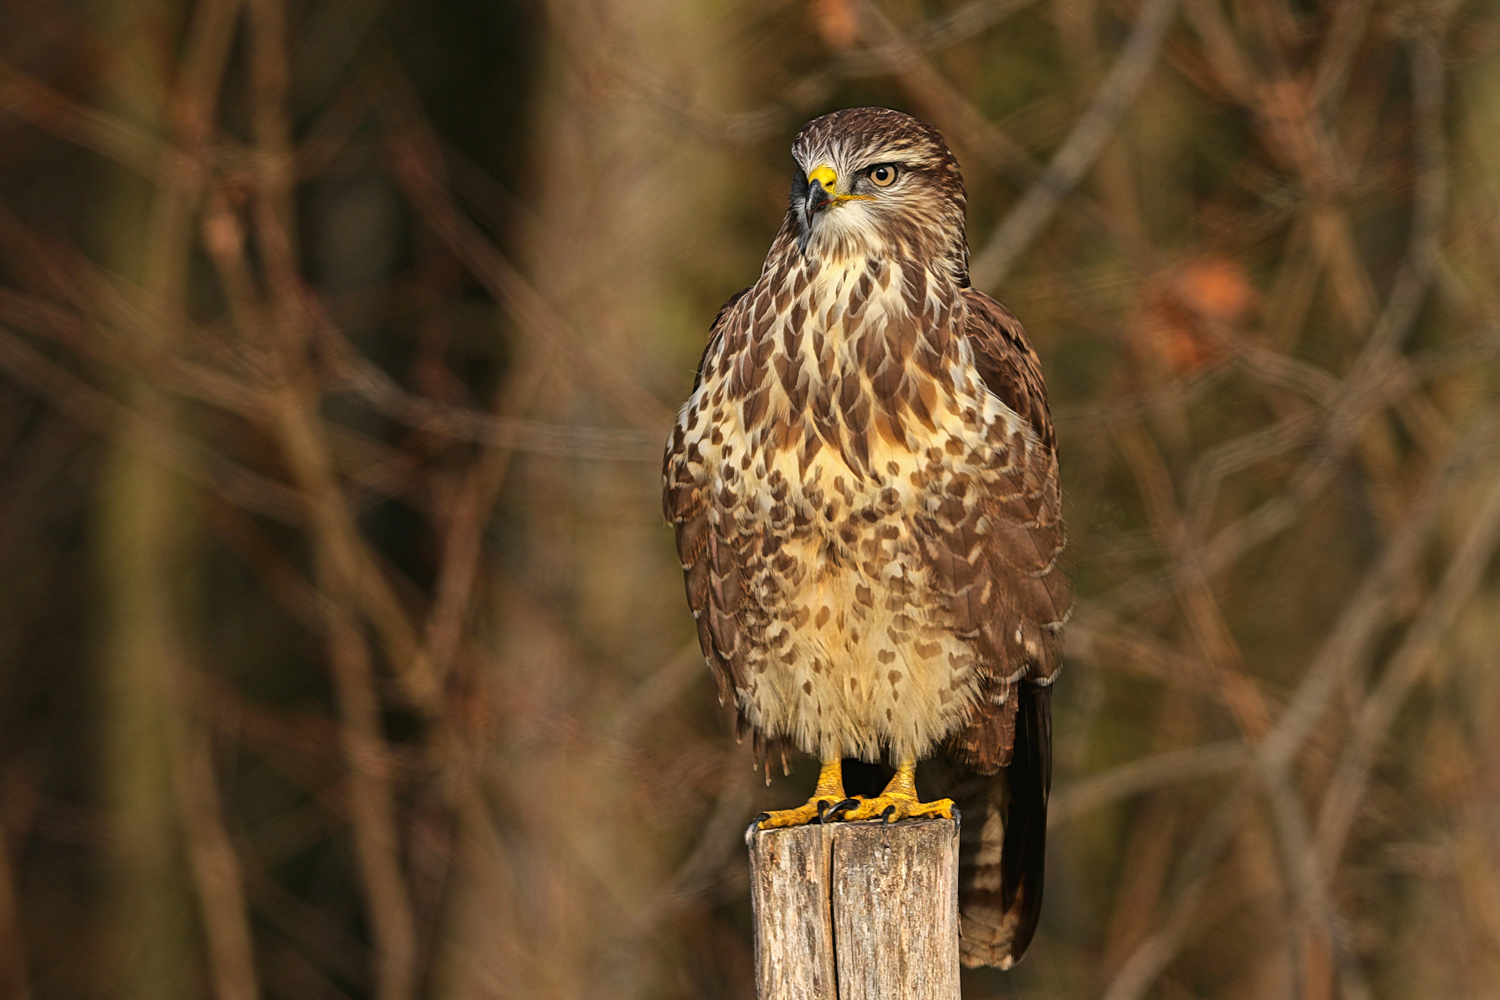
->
[754,812,771,827]
[827,797,859,820]
[881,804,896,823]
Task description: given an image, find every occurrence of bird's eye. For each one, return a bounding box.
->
[867,164,900,187]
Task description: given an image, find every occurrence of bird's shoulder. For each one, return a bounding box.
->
[690,286,753,391]
[959,288,1055,453]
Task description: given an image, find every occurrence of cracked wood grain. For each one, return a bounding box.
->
[747,818,960,1000]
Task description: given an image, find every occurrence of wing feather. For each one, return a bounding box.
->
[664,289,751,707]
[945,289,1068,768]
[935,289,1070,969]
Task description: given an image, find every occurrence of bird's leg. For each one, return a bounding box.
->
[756,758,848,829]
[839,759,955,823]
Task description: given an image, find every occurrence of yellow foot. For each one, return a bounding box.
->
[756,758,848,829]
[839,792,955,824]
[755,795,847,829]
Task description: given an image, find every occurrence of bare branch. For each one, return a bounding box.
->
[1049,742,1248,828]
[969,0,1182,287]
[0,59,161,175]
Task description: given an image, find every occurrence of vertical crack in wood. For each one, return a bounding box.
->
[825,825,841,1000]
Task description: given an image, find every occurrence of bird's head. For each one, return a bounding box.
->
[789,108,968,279]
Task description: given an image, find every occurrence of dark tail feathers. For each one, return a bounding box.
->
[938,683,1052,969]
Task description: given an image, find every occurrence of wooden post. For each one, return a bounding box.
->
[745,818,961,1000]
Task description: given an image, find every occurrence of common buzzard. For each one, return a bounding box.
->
[663,108,1069,968]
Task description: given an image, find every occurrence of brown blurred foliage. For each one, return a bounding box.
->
[1130,255,1259,376]
[0,0,1499,999]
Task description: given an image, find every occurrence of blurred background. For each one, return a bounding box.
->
[0,0,1498,997]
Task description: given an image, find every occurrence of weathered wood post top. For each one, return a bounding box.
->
[746,817,961,1000]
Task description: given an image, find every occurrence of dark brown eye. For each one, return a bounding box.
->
[867,164,899,187]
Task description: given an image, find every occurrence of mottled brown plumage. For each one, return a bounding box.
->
[663,108,1069,968]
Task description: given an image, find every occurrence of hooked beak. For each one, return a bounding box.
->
[804,165,836,224]
[802,164,872,225]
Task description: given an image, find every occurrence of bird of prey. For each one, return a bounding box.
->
[663,108,1069,968]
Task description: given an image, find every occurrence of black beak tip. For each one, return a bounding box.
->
[805,187,831,221]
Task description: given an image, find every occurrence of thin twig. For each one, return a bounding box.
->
[1049,741,1248,827]
[969,0,1182,287]
[379,106,674,433]
[0,324,303,521]
[246,2,421,995]
[0,58,161,175]
[1100,411,1500,998]
[170,670,262,1000]
[1315,470,1500,869]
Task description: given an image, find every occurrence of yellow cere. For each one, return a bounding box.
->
[807,165,837,192]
